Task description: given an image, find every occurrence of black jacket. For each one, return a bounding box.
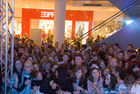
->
[40,78,54,94]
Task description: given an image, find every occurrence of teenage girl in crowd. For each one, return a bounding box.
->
[1,37,140,94]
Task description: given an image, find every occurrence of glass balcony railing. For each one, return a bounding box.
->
[91,14,128,42]
[68,0,139,46]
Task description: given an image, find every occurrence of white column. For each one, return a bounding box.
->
[54,0,66,48]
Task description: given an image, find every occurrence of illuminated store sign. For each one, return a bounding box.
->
[41,11,55,18]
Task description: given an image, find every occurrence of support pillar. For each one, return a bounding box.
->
[0,0,14,93]
[54,0,66,48]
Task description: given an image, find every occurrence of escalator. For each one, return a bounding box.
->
[69,0,140,50]
[99,17,140,50]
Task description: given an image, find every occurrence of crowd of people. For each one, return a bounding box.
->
[0,36,140,94]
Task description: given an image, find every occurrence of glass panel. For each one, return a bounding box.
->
[71,0,140,45]
[91,13,129,42]
[65,20,72,39]
[75,21,89,44]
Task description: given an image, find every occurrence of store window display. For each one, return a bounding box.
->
[31,19,73,43]
[75,21,89,44]
[39,20,54,42]
[65,21,72,39]
[22,9,93,43]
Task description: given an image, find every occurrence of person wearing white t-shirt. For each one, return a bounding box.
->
[131,72,140,94]
[131,84,140,94]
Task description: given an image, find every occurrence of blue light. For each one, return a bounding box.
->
[125,20,134,25]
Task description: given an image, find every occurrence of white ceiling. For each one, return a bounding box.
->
[14,0,119,18]
[15,0,119,11]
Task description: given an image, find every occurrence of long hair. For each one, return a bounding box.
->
[75,67,87,89]
[13,58,23,73]
[89,68,101,83]
[57,65,68,90]
[109,74,117,89]
[72,67,83,82]
[32,45,42,56]
[103,74,117,90]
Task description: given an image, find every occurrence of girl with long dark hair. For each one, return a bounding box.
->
[87,68,104,94]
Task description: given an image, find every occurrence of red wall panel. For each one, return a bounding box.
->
[22,8,94,38]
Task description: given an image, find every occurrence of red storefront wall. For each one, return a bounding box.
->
[22,8,94,38]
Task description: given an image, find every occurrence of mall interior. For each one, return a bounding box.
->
[1,0,140,94]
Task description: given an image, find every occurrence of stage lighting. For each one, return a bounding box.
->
[125,19,134,25]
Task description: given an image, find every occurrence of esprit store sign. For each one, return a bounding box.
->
[41,11,55,18]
